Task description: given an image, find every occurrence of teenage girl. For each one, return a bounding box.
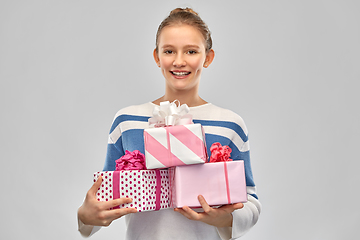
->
[78,7,261,239]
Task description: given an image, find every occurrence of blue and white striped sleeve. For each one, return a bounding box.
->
[102,106,152,171]
[103,113,126,171]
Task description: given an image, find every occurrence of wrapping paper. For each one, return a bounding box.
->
[144,123,207,169]
[169,161,248,208]
[94,170,169,212]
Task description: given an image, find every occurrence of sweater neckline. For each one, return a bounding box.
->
[148,102,212,109]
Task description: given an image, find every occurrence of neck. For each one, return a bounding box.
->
[153,87,207,107]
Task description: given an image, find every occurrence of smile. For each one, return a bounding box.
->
[170,71,191,76]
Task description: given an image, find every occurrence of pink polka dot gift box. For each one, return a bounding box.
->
[93,150,169,212]
[94,169,170,212]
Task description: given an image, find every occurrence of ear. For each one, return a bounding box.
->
[153,49,160,67]
[203,49,215,68]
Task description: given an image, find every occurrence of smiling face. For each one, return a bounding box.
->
[154,24,214,92]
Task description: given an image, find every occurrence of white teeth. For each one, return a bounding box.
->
[171,71,190,76]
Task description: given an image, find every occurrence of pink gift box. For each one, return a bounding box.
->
[94,169,169,212]
[144,123,207,169]
[169,161,248,208]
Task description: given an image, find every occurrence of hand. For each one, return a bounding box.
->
[78,175,137,226]
[174,195,244,228]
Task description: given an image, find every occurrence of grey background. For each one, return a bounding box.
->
[1,0,359,239]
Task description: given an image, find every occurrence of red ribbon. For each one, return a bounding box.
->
[155,170,161,211]
[113,171,120,209]
[166,127,173,167]
[223,162,231,204]
[209,142,233,204]
[113,170,162,211]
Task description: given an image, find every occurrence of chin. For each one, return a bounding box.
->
[169,83,198,92]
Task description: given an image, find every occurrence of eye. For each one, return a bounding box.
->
[187,50,197,54]
[164,50,173,54]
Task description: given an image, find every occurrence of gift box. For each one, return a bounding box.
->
[94,169,169,212]
[144,100,208,169]
[144,123,207,169]
[169,160,248,208]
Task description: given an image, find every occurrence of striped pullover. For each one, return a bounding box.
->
[89,102,261,239]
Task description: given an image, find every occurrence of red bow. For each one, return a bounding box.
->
[209,142,232,162]
[115,150,147,170]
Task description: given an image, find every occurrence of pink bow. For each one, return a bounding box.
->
[115,150,147,170]
[209,142,233,162]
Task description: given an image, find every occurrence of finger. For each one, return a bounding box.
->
[103,197,134,210]
[99,207,137,226]
[174,207,187,216]
[181,206,202,220]
[174,207,193,219]
[219,202,244,213]
[197,195,213,215]
[88,175,103,196]
[109,207,138,220]
[232,202,244,210]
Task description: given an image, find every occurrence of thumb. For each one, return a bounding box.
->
[89,175,103,196]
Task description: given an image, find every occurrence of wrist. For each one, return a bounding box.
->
[217,213,233,228]
[77,206,87,225]
[227,212,234,227]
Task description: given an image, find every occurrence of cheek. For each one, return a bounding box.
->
[159,57,172,69]
[189,57,205,69]
[159,59,171,76]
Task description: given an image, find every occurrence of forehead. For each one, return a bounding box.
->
[158,25,206,49]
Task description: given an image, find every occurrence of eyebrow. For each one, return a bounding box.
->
[161,44,201,49]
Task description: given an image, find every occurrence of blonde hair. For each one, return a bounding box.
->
[155,7,213,53]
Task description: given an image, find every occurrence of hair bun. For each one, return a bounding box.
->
[156,7,212,53]
[170,7,199,16]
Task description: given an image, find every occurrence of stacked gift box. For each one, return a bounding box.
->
[94,101,248,212]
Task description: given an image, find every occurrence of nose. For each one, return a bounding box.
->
[173,53,186,67]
